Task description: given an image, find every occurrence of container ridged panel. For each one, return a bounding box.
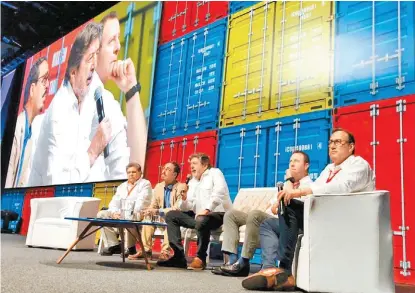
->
[221,2,334,128]
[334,95,415,285]
[334,1,415,106]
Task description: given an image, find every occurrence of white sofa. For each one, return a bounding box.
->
[295,190,394,293]
[25,197,101,250]
[182,187,278,261]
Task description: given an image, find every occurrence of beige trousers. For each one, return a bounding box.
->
[141,225,170,253]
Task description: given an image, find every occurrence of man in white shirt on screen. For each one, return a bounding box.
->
[242,128,375,291]
[88,11,148,178]
[6,57,49,188]
[28,22,114,186]
[97,162,152,256]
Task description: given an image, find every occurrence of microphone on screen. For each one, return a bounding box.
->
[277,181,285,216]
[94,87,109,158]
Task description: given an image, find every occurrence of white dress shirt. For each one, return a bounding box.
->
[265,175,314,216]
[29,81,94,186]
[178,168,233,214]
[88,72,130,181]
[108,178,152,213]
[309,155,375,195]
[29,74,130,186]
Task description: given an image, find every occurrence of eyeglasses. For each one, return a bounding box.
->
[36,72,49,87]
[328,139,352,147]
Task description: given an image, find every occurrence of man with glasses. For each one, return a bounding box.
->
[242,128,375,291]
[128,162,183,261]
[6,57,49,187]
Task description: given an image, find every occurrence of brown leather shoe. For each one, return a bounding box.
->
[128,250,152,260]
[242,268,296,291]
[158,250,170,261]
[187,257,206,271]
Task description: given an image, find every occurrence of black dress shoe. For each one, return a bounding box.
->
[220,261,250,277]
[101,244,121,256]
[157,256,187,269]
[211,266,234,276]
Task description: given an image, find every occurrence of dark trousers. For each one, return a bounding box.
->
[260,217,281,269]
[278,200,304,274]
[165,210,224,262]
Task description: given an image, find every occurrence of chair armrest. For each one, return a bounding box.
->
[301,190,393,292]
[71,198,101,218]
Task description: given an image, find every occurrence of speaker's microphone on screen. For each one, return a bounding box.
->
[94,87,109,158]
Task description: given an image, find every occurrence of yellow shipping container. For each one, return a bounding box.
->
[93,181,124,244]
[272,1,333,115]
[94,2,160,120]
[221,2,276,127]
[220,1,334,128]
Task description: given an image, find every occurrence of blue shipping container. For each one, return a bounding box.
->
[150,18,227,140]
[54,183,93,197]
[229,1,259,15]
[1,189,25,232]
[335,1,415,106]
[218,110,331,200]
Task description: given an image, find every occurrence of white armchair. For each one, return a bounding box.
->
[294,190,394,293]
[25,197,101,250]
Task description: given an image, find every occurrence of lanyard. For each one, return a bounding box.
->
[127,183,137,196]
[326,169,341,183]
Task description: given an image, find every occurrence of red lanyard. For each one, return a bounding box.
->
[326,169,341,183]
[127,184,137,196]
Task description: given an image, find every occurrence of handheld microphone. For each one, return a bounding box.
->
[185,174,192,185]
[94,87,109,158]
[277,181,285,216]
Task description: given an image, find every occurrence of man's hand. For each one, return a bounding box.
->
[271,203,279,215]
[88,117,112,166]
[196,209,210,217]
[110,58,137,94]
[111,212,121,219]
[143,208,159,216]
[277,189,302,206]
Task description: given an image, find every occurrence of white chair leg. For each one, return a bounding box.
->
[97,229,104,254]
[206,242,212,265]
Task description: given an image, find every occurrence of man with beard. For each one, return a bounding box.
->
[29,22,112,186]
[6,57,49,187]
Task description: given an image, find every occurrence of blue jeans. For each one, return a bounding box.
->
[259,217,281,269]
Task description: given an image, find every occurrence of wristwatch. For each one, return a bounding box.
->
[125,82,141,102]
[285,177,295,183]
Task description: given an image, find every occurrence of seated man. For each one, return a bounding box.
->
[157,153,233,270]
[213,151,313,277]
[242,128,375,291]
[97,162,152,256]
[128,161,182,261]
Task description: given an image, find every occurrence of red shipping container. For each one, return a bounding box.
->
[18,24,86,115]
[159,1,228,45]
[144,131,218,186]
[20,187,55,236]
[333,95,415,285]
[159,1,191,45]
[145,138,180,187]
